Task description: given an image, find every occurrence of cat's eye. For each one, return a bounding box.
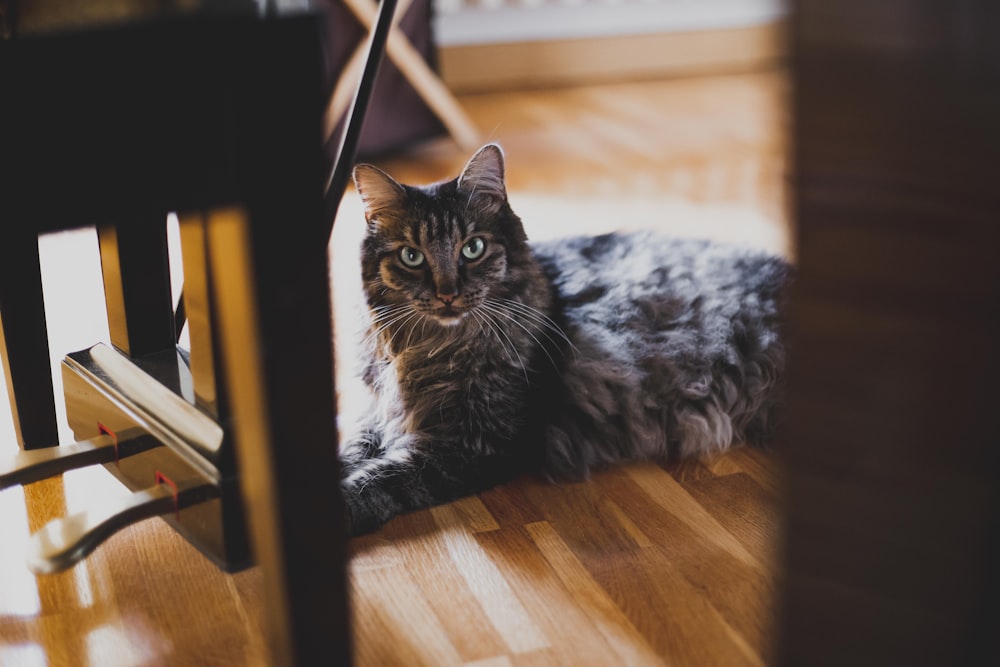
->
[462,237,486,261]
[399,247,425,268]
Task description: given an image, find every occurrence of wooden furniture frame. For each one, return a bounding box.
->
[0,5,403,662]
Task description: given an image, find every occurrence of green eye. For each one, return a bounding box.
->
[399,247,425,268]
[462,237,486,260]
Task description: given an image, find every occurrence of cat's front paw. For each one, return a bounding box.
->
[339,484,387,537]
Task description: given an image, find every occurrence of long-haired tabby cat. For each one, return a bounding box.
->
[341,144,790,535]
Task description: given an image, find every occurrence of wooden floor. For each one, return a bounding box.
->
[0,68,789,666]
[347,451,782,667]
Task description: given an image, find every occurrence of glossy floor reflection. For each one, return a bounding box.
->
[0,465,269,666]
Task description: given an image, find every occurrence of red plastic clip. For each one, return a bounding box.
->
[98,423,120,465]
[155,471,180,521]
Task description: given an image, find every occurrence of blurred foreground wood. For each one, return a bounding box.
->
[779,1,1000,665]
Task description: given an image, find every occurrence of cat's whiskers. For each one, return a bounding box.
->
[362,303,421,354]
[495,297,578,356]
[362,304,412,344]
[386,309,424,353]
[373,299,413,313]
[359,316,404,353]
[369,302,411,321]
[479,300,560,372]
[470,309,517,369]
[474,305,529,383]
[403,312,429,351]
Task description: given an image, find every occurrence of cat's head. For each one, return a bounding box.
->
[353,144,532,327]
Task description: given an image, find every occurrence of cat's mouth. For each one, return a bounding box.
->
[432,303,467,325]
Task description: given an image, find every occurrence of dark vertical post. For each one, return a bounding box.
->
[780,1,1000,665]
[97,212,176,359]
[210,15,352,666]
[0,231,59,449]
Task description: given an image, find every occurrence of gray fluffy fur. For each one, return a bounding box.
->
[341,144,790,535]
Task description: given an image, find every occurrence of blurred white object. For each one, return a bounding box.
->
[436,0,787,46]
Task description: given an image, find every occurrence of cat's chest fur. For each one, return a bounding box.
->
[367,312,547,444]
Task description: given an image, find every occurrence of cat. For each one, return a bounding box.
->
[340,144,790,536]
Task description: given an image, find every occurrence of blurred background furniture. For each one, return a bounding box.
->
[321,0,479,156]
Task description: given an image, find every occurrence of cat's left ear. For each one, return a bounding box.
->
[457,143,507,213]
[353,163,407,226]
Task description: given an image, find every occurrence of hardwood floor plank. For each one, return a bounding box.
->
[517,474,647,562]
[724,446,783,498]
[624,462,760,569]
[349,565,464,667]
[112,527,261,665]
[444,495,502,534]
[524,521,664,666]
[228,568,269,666]
[602,498,654,550]
[465,656,515,667]
[356,509,510,662]
[627,548,766,667]
[658,456,718,483]
[474,526,627,667]
[598,465,775,659]
[701,451,747,477]
[346,533,406,572]
[682,472,780,558]
[509,649,564,667]
[431,504,550,656]
[476,477,547,529]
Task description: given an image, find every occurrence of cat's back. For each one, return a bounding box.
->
[533,230,789,344]
[528,230,791,474]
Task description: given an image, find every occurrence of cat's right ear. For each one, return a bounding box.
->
[457,143,507,214]
[353,164,407,226]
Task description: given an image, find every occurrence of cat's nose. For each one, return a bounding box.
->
[437,291,458,305]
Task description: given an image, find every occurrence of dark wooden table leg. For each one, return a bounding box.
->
[0,230,59,449]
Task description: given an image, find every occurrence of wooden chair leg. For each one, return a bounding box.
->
[0,231,59,450]
[204,16,353,663]
[208,206,352,666]
[177,211,223,417]
[97,213,176,359]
